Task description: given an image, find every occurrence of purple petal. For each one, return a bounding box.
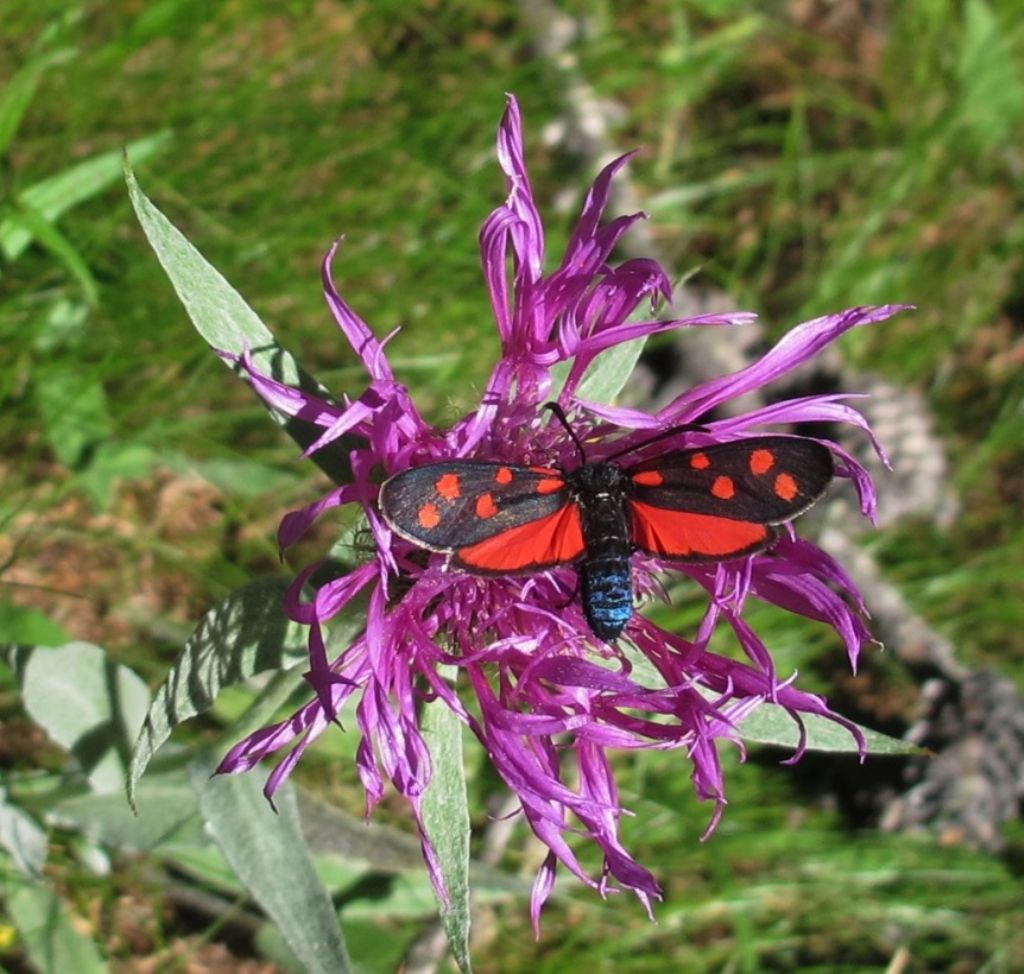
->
[277,485,358,549]
[658,305,913,425]
[561,152,637,270]
[322,240,394,382]
[225,348,345,426]
[495,95,545,284]
[570,310,756,372]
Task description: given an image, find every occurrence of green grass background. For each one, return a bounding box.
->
[2,1,1023,971]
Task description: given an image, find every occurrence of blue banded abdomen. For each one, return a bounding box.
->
[580,554,634,640]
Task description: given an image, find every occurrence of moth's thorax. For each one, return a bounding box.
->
[566,463,632,546]
[566,462,630,504]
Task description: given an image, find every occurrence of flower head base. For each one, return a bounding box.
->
[218,95,907,928]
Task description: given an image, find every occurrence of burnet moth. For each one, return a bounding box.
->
[378,406,834,641]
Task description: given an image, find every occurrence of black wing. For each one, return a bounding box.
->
[379,461,571,551]
[625,437,833,561]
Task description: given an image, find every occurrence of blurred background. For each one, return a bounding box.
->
[2,1,1023,971]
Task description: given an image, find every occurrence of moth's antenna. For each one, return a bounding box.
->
[603,421,711,463]
[544,402,586,464]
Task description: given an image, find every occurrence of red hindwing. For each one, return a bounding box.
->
[454,503,584,573]
[630,502,771,561]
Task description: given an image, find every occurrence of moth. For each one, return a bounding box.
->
[379,417,833,640]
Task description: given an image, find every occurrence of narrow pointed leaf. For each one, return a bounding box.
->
[127,576,307,808]
[549,335,646,406]
[3,202,99,302]
[51,768,204,854]
[420,687,473,974]
[736,703,922,755]
[190,753,352,974]
[124,160,295,378]
[576,335,647,404]
[0,132,170,259]
[125,162,352,483]
[620,643,918,754]
[0,47,75,157]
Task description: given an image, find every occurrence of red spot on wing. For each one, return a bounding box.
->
[476,492,499,518]
[711,475,735,500]
[456,504,584,572]
[690,452,710,470]
[418,502,441,529]
[436,472,461,500]
[774,473,798,501]
[631,501,769,559]
[495,467,513,485]
[632,470,664,487]
[537,477,566,495]
[750,448,775,475]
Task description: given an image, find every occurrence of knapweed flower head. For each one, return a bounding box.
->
[219,94,906,927]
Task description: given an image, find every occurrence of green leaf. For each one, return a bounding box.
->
[0,603,69,647]
[164,452,299,497]
[2,202,99,303]
[189,753,352,974]
[549,335,647,407]
[298,791,434,874]
[17,642,152,794]
[618,643,918,755]
[0,132,171,260]
[76,442,158,510]
[575,336,648,405]
[3,882,110,974]
[161,843,245,896]
[342,873,438,919]
[0,47,75,158]
[735,703,921,755]
[34,367,112,469]
[124,163,352,485]
[420,681,473,974]
[30,298,90,354]
[0,787,47,877]
[256,917,411,974]
[49,767,205,854]
[299,790,528,894]
[127,576,308,808]
[958,0,1024,150]
[124,162,290,372]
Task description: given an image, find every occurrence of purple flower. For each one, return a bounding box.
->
[217,94,907,929]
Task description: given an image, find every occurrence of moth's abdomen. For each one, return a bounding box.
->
[580,554,633,641]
